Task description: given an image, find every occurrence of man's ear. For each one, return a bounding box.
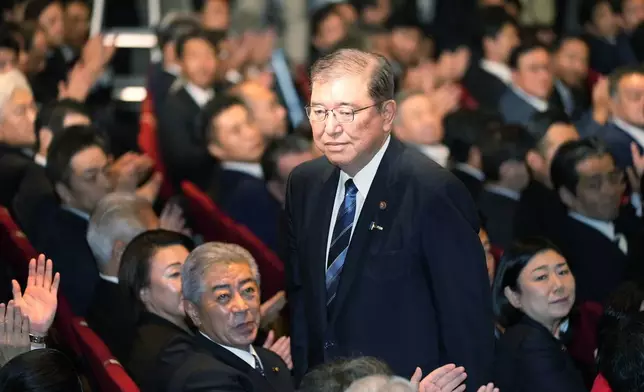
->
[381,100,397,132]
[207,142,225,160]
[54,182,73,205]
[559,187,577,209]
[504,286,522,309]
[184,300,202,327]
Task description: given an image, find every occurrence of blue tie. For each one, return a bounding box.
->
[326,179,358,307]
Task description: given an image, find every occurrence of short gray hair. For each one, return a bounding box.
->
[87,192,153,269]
[0,70,31,118]
[346,375,416,392]
[182,242,259,305]
[310,49,395,105]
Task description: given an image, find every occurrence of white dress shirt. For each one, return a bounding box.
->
[221,162,264,179]
[484,184,521,201]
[34,153,47,167]
[98,273,119,284]
[416,144,450,167]
[569,212,628,254]
[453,163,485,181]
[199,332,263,369]
[480,60,512,85]
[325,136,391,265]
[612,117,644,149]
[61,206,90,221]
[511,85,549,112]
[184,82,214,108]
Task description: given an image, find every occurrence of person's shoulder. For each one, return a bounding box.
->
[397,147,466,195]
[290,156,332,183]
[255,345,287,368]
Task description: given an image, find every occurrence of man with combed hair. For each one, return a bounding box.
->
[151,242,295,392]
[346,375,415,392]
[287,48,494,388]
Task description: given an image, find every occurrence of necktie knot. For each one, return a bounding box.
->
[345,179,358,199]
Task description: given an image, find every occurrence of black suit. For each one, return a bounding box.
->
[462,63,508,113]
[0,145,32,208]
[12,162,56,241]
[478,188,519,250]
[493,316,586,392]
[513,180,567,242]
[86,278,136,363]
[150,332,294,392]
[451,166,484,201]
[286,137,493,388]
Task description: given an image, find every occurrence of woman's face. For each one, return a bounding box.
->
[506,249,576,332]
[0,88,36,147]
[141,245,190,322]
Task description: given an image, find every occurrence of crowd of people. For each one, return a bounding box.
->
[1,0,644,391]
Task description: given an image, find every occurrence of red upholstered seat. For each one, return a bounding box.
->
[568,301,604,379]
[591,373,612,392]
[72,317,139,392]
[181,181,284,300]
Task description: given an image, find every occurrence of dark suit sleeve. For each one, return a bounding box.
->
[284,171,309,383]
[421,174,494,389]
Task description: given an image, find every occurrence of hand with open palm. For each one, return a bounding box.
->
[12,255,60,337]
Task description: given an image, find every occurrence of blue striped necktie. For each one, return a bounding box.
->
[326,179,358,307]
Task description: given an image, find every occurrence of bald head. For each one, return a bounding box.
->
[233,81,287,140]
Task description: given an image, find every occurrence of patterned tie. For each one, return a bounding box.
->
[326,179,358,307]
[253,354,265,377]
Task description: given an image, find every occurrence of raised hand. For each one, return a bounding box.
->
[12,255,60,337]
[410,364,467,392]
[260,291,286,328]
[262,330,292,369]
[0,300,30,365]
[477,383,499,392]
[159,201,190,235]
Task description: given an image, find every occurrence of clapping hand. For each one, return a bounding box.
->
[260,291,287,327]
[159,202,191,236]
[410,364,467,392]
[477,383,499,392]
[12,255,60,337]
[262,330,292,369]
[627,142,644,195]
[0,300,30,365]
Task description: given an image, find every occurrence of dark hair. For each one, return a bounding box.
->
[608,65,644,97]
[550,138,611,196]
[0,349,82,392]
[300,357,393,392]
[261,135,311,183]
[34,99,89,151]
[198,94,247,145]
[443,109,502,164]
[479,124,534,181]
[23,0,59,22]
[509,40,549,70]
[479,5,517,42]
[175,28,215,59]
[597,281,644,354]
[18,21,43,52]
[525,109,571,153]
[492,238,562,327]
[579,0,613,26]
[156,12,201,50]
[598,312,644,392]
[310,3,342,38]
[0,25,20,56]
[118,229,195,321]
[45,124,105,186]
[551,34,588,53]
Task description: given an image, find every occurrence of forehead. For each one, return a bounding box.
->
[559,39,588,54]
[619,73,644,90]
[151,245,189,269]
[204,261,253,284]
[41,2,63,18]
[400,94,430,110]
[575,154,614,174]
[518,48,549,65]
[545,123,579,144]
[522,249,565,273]
[69,145,107,171]
[213,105,248,128]
[311,74,372,106]
[242,84,273,101]
[185,38,215,53]
[9,88,33,105]
[67,2,89,14]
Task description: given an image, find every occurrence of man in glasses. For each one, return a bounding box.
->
[550,138,644,303]
[286,49,494,389]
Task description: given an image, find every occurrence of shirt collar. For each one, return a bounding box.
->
[510,85,549,112]
[415,143,450,167]
[480,60,512,85]
[568,211,616,240]
[34,153,47,167]
[61,205,90,221]
[164,63,182,76]
[485,184,521,201]
[199,331,259,368]
[221,162,264,179]
[612,117,644,148]
[339,135,391,198]
[98,273,119,284]
[454,163,485,181]
[184,82,214,108]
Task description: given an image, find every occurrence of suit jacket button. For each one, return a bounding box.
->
[324,341,335,349]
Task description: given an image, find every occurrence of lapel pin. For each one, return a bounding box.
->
[272,367,280,373]
[379,201,387,210]
[369,222,384,231]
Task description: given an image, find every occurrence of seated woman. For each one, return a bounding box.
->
[492,238,586,392]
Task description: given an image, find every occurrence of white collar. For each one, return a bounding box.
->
[415,143,450,167]
[454,163,485,181]
[199,331,260,369]
[34,153,46,167]
[221,162,264,179]
[61,205,90,221]
[184,82,214,108]
[510,85,549,112]
[485,184,521,201]
[568,212,616,240]
[338,135,391,198]
[98,273,119,284]
[612,117,644,149]
[480,60,512,85]
[164,63,182,76]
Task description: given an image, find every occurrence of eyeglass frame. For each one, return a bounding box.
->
[304,101,386,123]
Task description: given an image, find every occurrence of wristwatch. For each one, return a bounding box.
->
[29,334,46,344]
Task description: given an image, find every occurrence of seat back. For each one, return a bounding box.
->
[181,181,284,300]
[72,317,139,392]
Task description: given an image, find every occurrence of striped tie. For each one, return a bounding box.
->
[326,179,358,307]
[253,354,265,376]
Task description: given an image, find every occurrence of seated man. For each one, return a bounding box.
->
[200,95,281,252]
[152,242,295,392]
[261,134,313,207]
[232,81,287,142]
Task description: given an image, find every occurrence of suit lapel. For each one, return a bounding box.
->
[257,348,291,392]
[329,139,405,324]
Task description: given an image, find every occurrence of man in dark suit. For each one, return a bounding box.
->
[595,66,644,170]
[286,49,493,388]
[550,139,644,303]
[200,95,282,253]
[551,35,592,123]
[152,242,294,392]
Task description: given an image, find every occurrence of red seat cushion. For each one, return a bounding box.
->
[72,317,139,392]
[591,373,612,392]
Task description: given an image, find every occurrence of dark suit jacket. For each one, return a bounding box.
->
[29,48,69,104]
[11,162,56,241]
[513,180,567,242]
[595,121,642,170]
[150,332,294,392]
[210,169,282,253]
[498,88,542,127]
[583,33,637,75]
[147,64,178,121]
[34,206,98,315]
[451,166,484,201]
[462,63,508,113]
[494,316,586,392]
[86,278,136,363]
[553,81,591,123]
[285,137,494,388]
[0,145,32,207]
[127,312,190,389]
[478,188,519,250]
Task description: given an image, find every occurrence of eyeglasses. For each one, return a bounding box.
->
[578,170,624,190]
[305,102,383,123]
